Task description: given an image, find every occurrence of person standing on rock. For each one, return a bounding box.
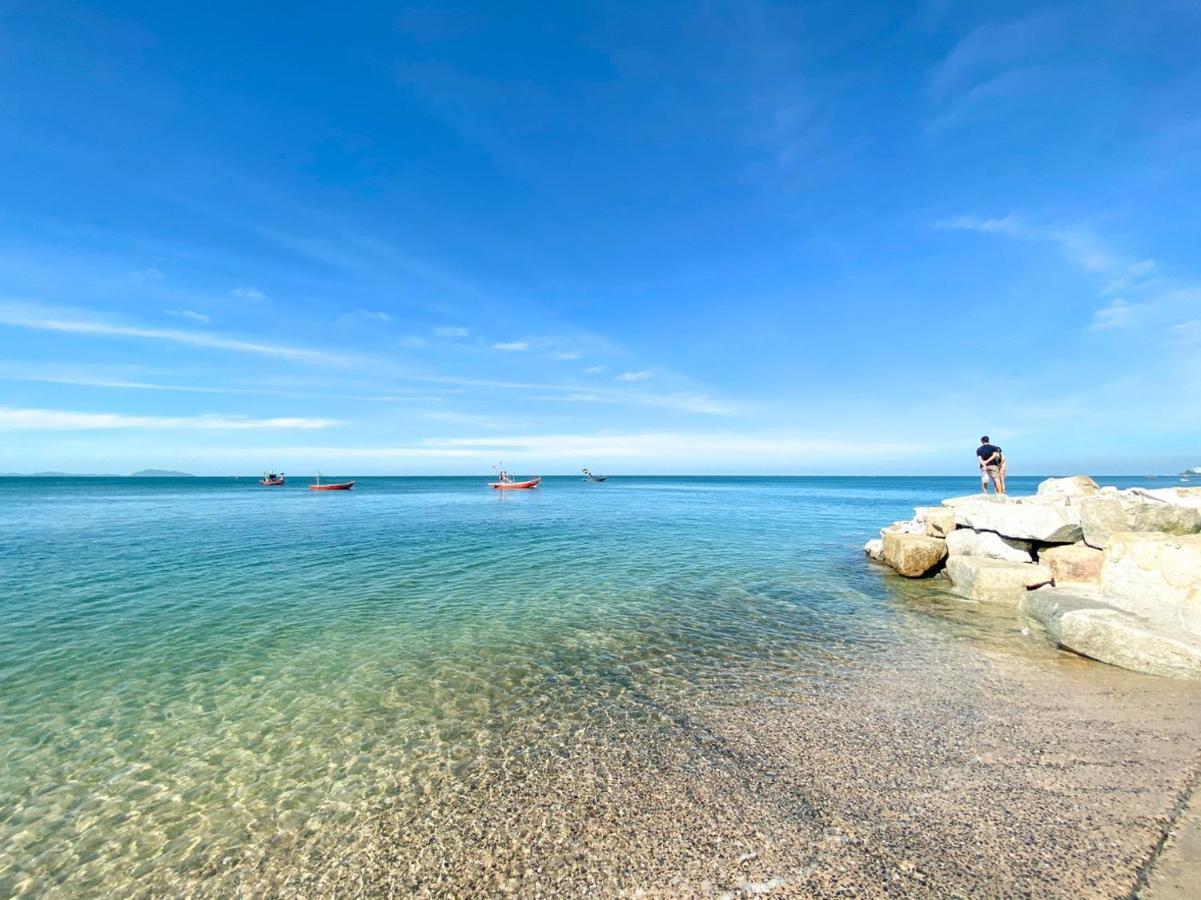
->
[977,436,1005,495]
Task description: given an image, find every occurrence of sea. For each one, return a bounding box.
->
[0,474,1164,895]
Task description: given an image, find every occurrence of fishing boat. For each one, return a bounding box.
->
[582,468,608,483]
[260,472,286,486]
[309,473,354,491]
[490,466,541,490]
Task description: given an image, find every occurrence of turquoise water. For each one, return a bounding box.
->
[0,474,1159,894]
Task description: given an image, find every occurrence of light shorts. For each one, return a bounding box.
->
[981,465,1000,484]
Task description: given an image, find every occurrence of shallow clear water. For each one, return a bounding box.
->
[0,474,1161,894]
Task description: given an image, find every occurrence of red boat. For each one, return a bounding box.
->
[309,474,354,491]
[260,472,285,486]
[489,467,541,490]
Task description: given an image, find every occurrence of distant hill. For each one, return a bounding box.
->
[129,469,196,477]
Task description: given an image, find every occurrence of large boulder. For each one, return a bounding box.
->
[1038,541,1104,585]
[1080,492,1201,549]
[1037,475,1100,498]
[1023,587,1201,679]
[946,556,1053,605]
[945,528,1034,563]
[882,533,947,578]
[1100,533,1201,635]
[950,496,1084,543]
[863,538,884,561]
[916,506,957,539]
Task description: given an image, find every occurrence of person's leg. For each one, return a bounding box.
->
[980,467,989,493]
[998,463,1007,495]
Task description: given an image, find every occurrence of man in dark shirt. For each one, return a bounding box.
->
[976,436,1004,494]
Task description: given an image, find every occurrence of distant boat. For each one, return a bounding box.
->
[260,472,285,486]
[490,465,541,490]
[582,468,608,483]
[309,471,350,492]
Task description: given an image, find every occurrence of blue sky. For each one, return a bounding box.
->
[1,0,1198,474]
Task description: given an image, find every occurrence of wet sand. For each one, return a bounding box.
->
[186,581,1201,898]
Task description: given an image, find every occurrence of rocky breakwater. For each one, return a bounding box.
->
[865,476,1201,678]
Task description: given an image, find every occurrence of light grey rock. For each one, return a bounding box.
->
[863,538,884,561]
[880,518,924,538]
[946,556,1053,605]
[1080,493,1201,549]
[1023,586,1201,679]
[951,496,1084,543]
[882,532,947,578]
[945,528,1034,563]
[1038,541,1104,585]
[916,506,957,538]
[1037,475,1100,498]
[1137,486,1201,509]
[1100,533,1201,635]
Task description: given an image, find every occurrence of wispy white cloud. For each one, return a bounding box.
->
[928,9,1065,101]
[493,340,529,351]
[398,335,428,349]
[433,325,468,338]
[549,350,581,360]
[0,365,440,403]
[0,304,353,366]
[617,370,652,382]
[937,214,1117,272]
[1172,320,1201,346]
[1089,298,1136,331]
[168,309,210,324]
[205,431,948,465]
[231,286,266,302]
[423,410,516,429]
[548,390,737,416]
[0,407,343,431]
[338,309,392,325]
[583,365,606,374]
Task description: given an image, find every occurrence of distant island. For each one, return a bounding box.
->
[129,469,196,477]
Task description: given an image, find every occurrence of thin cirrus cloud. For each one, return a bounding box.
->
[168,309,210,324]
[231,286,267,301]
[221,432,945,463]
[0,304,353,366]
[433,326,469,338]
[1089,298,1136,331]
[492,340,529,351]
[617,370,652,381]
[0,407,343,430]
[338,309,392,325]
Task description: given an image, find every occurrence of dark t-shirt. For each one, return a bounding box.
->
[976,444,1002,467]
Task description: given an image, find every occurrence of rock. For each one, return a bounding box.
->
[945,528,1034,563]
[881,518,924,538]
[946,556,1053,605]
[1100,533,1201,634]
[1140,487,1201,509]
[941,494,990,508]
[1036,475,1100,498]
[951,496,1084,543]
[1080,492,1201,549]
[1023,586,1201,679]
[1038,542,1104,585]
[863,538,884,561]
[916,506,957,539]
[882,533,947,578]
